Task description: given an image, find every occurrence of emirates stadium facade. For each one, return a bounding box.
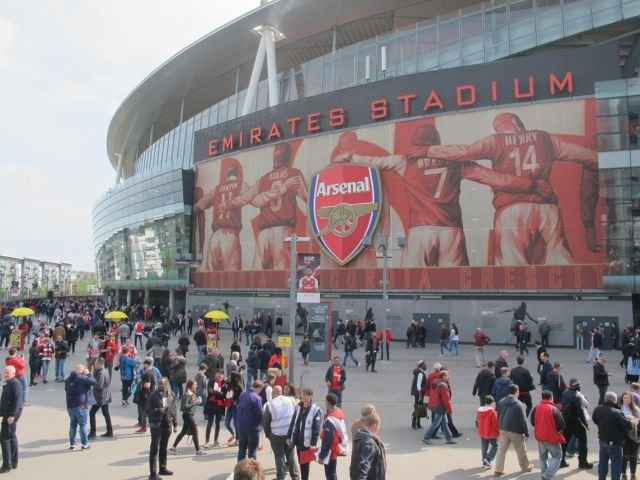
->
[95,0,640,346]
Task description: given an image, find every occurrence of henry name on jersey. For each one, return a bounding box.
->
[503,131,540,146]
[316,177,371,197]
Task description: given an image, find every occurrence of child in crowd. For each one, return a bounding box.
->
[477,395,499,469]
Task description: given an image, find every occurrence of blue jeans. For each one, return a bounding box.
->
[424,411,452,442]
[171,382,183,399]
[68,407,89,447]
[225,406,237,435]
[440,340,450,355]
[599,439,623,480]
[538,441,562,479]
[41,359,50,381]
[55,358,65,380]
[17,375,28,404]
[449,340,459,356]
[237,430,259,461]
[246,368,257,390]
[481,438,498,462]
[343,351,359,367]
[196,346,205,366]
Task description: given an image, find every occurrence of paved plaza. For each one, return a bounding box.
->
[14,329,626,479]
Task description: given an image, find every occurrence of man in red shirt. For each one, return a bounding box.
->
[530,390,566,480]
[474,327,491,368]
[221,142,308,270]
[324,357,346,408]
[414,112,599,265]
[423,370,456,444]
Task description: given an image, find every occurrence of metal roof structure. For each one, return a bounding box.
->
[106,0,480,173]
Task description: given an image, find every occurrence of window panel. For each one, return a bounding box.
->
[417,22,438,71]
[484,6,508,61]
[509,0,535,52]
[591,0,622,27]
[461,11,483,64]
[397,31,417,75]
[535,0,563,44]
[438,14,460,66]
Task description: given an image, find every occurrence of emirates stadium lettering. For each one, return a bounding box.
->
[315,178,370,197]
[206,72,573,157]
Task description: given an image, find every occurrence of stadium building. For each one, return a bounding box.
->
[95,0,640,346]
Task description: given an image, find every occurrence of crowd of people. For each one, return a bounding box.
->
[4,299,640,479]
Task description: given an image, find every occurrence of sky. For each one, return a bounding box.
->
[0,0,258,271]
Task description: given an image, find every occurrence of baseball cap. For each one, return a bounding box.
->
[569,378,581,388]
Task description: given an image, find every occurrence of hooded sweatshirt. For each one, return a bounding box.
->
[477,406,499,439]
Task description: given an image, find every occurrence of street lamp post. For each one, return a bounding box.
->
[285,235,309,383]
[379,236,389,361]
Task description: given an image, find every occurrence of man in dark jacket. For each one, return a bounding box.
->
[494,385,533,476]
[559,379,592,469]
[592,391,637,480]
[194,326,207,365]
[593,354,612,405]
[148,377,177,480]
[510,356,536,417]
[350,411,386,480]
[543,362,566,404]
[89,358,113,438]
[0,366,23,473]
[537,352,553,386]
[472,361,496,406]
[530,390,565,480]
[287,388,322,480]
[236,380,264,462]
[65,364,96,449]
[411,361,427,429]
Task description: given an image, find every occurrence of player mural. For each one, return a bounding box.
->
[296,253,320,304]
[193,99,606,291]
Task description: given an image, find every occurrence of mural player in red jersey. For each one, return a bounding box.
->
[410,112,599,266]
[194,160,247,270]
[220,142,308,270]
[335,123,556,267]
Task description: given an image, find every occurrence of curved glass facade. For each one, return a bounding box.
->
[93,169,194,289]
[132,0,639,177]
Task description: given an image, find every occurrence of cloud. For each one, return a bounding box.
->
[0,17,17,68]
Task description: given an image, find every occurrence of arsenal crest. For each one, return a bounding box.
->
[308,164,381,265]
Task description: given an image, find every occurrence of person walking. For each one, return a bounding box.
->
[575,323,584,350]
[559,379,593,469]
[510,356,536,417]
[148,377,178,480]
[88,358,113,439]
[594,355,613,405]
[170,379,207,456]
[378,328,391,361]
[299,335,310,367]
[492,367,513,405]
[439,324,451,357]
[5,349,27,408]
[343,333,360,368]
[543,361,566,405]
[619,391,640,479]
[586,327,603,363]
[118,346,137,406]
[0,366,23,474]
[235,380,264,462]
[411,361,427,430]
[203,370,225,448]
[493,384,534,476]
[135,358,158,434]
[494,351,509,378]
[318,393,348,480]
[422,370,456,445]
[473,361,496,406]
[325,357,346,408]
[477,395,499,469]
[65,364,96,450]
[593,391,636,480]
[365,333,378,373]
[263,385,300,480]
[473,328,491,368]
[349,411,386,480]
[287,387,322,480]
[530,390,565,480]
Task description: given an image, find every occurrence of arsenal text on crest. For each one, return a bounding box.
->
[315,178,371,197]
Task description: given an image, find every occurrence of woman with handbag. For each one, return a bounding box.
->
[620,391,640,480]
[411,361,427,430]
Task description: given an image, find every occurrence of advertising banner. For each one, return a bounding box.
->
[9,281,19,297]
[193,98,605,291]
[296,253,320,303]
